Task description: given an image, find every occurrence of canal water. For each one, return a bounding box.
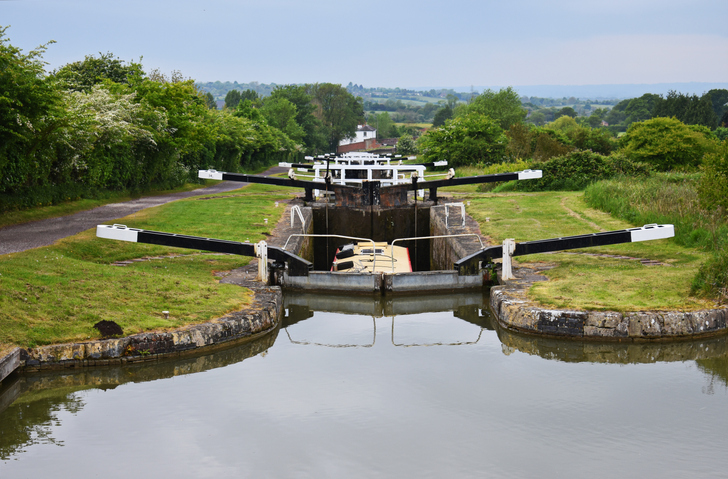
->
[2,291,728,478]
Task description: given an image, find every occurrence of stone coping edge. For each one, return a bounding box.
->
[490,266,728,340]
[11,287,282,373]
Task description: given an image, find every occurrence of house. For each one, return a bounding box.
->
[337,124,379,153]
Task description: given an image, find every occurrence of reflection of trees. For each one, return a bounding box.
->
[0,328,278,461]
[0,387,87,460]
[696,356,728,395]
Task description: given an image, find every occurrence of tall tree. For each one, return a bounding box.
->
[432,106,453,127]
[261,96,305,144]
[53,52,144,92]
[0,27,65,191]
[555,106,578,119]
[270,85,327,153]
[462,86,526,130]
[306,83,364,152]
[224,90,242,109]
[240,89,259,102]
[418,112,507,167]
[653,91,717,128]
[624,93,660,125]
[705,89,728,123]
[203,92,217,109]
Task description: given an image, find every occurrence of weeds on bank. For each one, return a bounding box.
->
[584,173,728,299]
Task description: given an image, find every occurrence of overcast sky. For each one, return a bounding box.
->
[3,0,727,89]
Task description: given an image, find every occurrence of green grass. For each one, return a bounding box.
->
[0,183,296,348]
[584,173,728,252]
[458,190,713,312]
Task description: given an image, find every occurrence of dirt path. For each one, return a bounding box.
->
[0,167,288,255]
[559,195,605,232]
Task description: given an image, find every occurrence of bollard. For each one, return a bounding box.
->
[255,241,268,283]
[502,238,516,280]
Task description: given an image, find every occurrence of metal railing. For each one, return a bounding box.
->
[390,234,484,272]
[441,202,465,227]
[282,234,378,272]
[290,205,306,232]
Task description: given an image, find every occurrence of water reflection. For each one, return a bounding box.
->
[282,291,491,349]
[495,319,728,365]
[0,329,278,461]
[2,292,728,477]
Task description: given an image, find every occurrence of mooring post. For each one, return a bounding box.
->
[255,241,268,283]
[502,238,516,280]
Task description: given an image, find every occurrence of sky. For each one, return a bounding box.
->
[2,0,727,90]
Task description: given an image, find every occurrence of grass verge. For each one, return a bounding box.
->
[0,183,296,348]
[458,190,713,312]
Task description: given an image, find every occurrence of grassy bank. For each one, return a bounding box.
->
[0,183,296,348]
[584,173,728,300]
[459,190,713,312]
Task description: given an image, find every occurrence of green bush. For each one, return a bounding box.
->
[511,151,650,192]
[691,249,728,301]
[697,141,728,214]
[620,117,716,171]
[418,112,507,167]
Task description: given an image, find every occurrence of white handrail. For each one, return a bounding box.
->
[441,203,465,227]
[290,205,306,231]
[390,234,484,272]
[282,234,378,273]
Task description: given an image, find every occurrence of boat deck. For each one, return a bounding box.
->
[332,242,412,274]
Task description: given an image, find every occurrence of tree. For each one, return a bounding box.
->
[418,112,507,167]
[432,106,453,127]
[555,106,577,119]
[53,52,143,92]
[270,85,327,153]
[604,99,630,126]
[306,83,364,152]
[240,89,259,102]
[620,117,716,171]
[527,111,546,126]
[445,94,458,110]
[653,91,717,128]
[0,27,65,193]
[373,112,396,138]
[705,89,728,124]
[624,93,660,125]
[396,134,417,156]
[698,141,728,213]
[261,96,305,144]
[462,86,526,130]
[204,92,217,109]
[224,90,242,109]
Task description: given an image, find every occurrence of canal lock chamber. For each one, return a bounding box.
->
[278,197,492,294]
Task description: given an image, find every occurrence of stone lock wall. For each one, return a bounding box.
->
[490,266,728,341]
[429,205,486,271]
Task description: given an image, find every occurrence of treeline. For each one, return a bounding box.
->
[415,86,728,298]
[415,86,727,188]
[196,81,280,100]
[0,28,363,212]
[524,90,728,133]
